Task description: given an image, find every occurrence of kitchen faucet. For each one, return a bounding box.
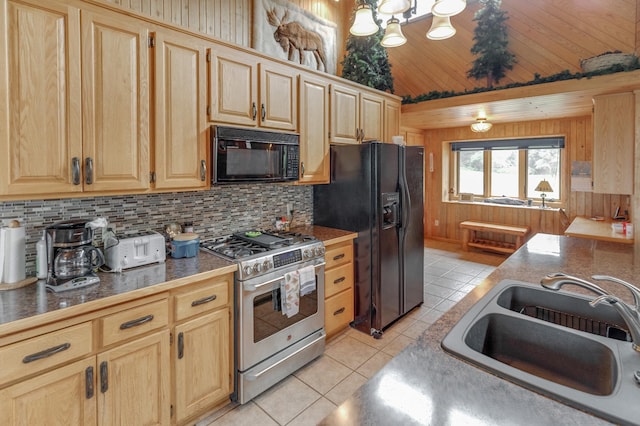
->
[540,272,640,352]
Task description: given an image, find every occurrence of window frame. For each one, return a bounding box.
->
[449,136,565,205]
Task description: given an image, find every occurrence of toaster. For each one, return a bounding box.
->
[104,231,166,272]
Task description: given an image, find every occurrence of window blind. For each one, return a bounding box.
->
[451,137,565,152]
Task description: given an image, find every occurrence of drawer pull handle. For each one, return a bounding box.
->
[177,332,184,359]
[333,277,346,284]
[119,314,154,330]
[85,366,94,399]
[333,307,346,316]
[100,361,108,393]
[22,342,71,363]
[332,254,345,261]
[191,294,217,307]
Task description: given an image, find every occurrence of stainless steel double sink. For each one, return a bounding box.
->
[442,279,640,425]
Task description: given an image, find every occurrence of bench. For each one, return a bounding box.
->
[460,221,531,254]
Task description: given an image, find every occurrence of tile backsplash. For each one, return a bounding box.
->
[1,183,312,276]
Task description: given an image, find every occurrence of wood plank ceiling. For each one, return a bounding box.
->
[386,0,639,129]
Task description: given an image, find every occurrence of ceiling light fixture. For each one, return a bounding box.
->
[349,2,379,36]
[470,115,492,133]
[432,0,466,17]
[426,16,456,40]
[378,0,411,15]
[381,16,407,47]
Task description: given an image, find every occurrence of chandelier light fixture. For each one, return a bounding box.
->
[432,0,467,17]
[381,16,407,47]
[426,15,456,40]
[378,0,411,15]
[349,2,379,36]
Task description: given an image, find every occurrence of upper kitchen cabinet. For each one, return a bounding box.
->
[298,74,330,184]
[208,45,297,131]
[592,92,634,195]
[329,83,384,144]
[153,29,208,190]
[0,0,83,196]
[81,9,151,193]
[384,99,401,143]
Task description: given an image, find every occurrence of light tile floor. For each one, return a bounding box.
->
[196,240,504,426]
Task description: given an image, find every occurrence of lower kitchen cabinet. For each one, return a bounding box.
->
[171,275,233,424]
[323,240,355,338]
[0,357,97,425]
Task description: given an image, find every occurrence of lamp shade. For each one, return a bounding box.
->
[426,15,456,40]
[432,0,466,17]
[535,179,554,193]
[470,119,492,132]
[378,0,411,15]
[350,4,379,36]
[381,17,407,47]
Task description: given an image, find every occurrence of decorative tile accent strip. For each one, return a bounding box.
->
[1,184,312,276]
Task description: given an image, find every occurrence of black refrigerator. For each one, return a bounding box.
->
[314,141,424,337]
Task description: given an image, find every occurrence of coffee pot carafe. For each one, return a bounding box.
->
[53,246,105,280]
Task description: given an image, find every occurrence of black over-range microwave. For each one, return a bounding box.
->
[212,125,300,184]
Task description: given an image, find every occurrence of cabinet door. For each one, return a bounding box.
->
[0,357,97,426]
[208,46,258,126]
[384,99,401,143]
[97,331,170,426]
[593,92,634,194]
[360,92,384,142]
[259,62,298,131]
[154,30,208,190]
[81,9,150,192]
[330,84,360,144]
[0,0,82,196]
[298,75,329,184]
[174,308,231,423]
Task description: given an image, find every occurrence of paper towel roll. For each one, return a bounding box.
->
[2,226,26,284]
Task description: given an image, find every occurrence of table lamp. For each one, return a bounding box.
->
[535,179,553,208]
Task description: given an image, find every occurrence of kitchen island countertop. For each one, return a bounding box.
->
[321,233,638,425]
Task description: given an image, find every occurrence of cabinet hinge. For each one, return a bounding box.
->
[207,105,211,116]
[206,51,211,62]
[169,332,173,346]
[148,35,155,48]
[170,404,174,418]
[150,171,156,183]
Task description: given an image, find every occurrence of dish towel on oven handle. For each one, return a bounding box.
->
[298,265,316,296]
[281,270,300,318]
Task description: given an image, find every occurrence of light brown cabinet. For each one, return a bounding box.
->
[172,276,232,424]
[323,240,355,338]
[384,99,401,143]
[153,30,208,190]
[0,0,83,196]
[329,83,389,144]
[298,74,330,184]
[592,92,634,195]
[208,46,297,131]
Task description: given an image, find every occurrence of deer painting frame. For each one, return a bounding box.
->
[253,0,337,74]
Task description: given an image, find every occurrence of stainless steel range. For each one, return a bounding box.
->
[201,230,326,404]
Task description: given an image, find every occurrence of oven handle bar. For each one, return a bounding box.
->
[244,331,325,381]
[243,262,326,292]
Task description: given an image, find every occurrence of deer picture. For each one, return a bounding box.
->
[266,7,327,71]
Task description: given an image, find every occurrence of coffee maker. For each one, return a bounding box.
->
[45,219,105,292]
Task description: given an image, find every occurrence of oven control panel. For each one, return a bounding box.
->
[237,241,325,280]
[273,249,302,268]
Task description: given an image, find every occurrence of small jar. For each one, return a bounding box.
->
[183,222,194,233]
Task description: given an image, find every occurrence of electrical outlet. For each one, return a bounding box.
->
[286,203,293,215]
[434,219,439,226]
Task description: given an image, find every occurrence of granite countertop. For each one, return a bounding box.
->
[0,225,356,335]
[321,234,639,425]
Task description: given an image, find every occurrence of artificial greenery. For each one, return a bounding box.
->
[467,0,516,88]
[341,0,394,93]
[402,62,640,105]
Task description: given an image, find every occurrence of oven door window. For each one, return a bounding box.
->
[252,281,318,343]
[218,140,283,179]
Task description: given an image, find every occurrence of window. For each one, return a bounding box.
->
[451,137,564,202]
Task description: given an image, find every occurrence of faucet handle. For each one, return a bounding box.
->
[592,275,640,312]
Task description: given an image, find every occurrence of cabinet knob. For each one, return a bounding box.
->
[85,157,94,185]
[200,160,207,181]
[261,103,266,121]
[252,102,257,120]
[72,157,81,185]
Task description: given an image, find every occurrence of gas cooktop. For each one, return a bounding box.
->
[200,230,318,260]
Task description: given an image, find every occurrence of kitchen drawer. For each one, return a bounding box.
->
[325,241,353,270]
[0,322,93,385]
[324,287,354,337]
[99,298,169,347]
[174,277,230,322]
[324,263,353,299]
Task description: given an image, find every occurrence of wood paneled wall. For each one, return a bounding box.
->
[424,116,632,242]
[93,0,348,74]
[389,0,639,98]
